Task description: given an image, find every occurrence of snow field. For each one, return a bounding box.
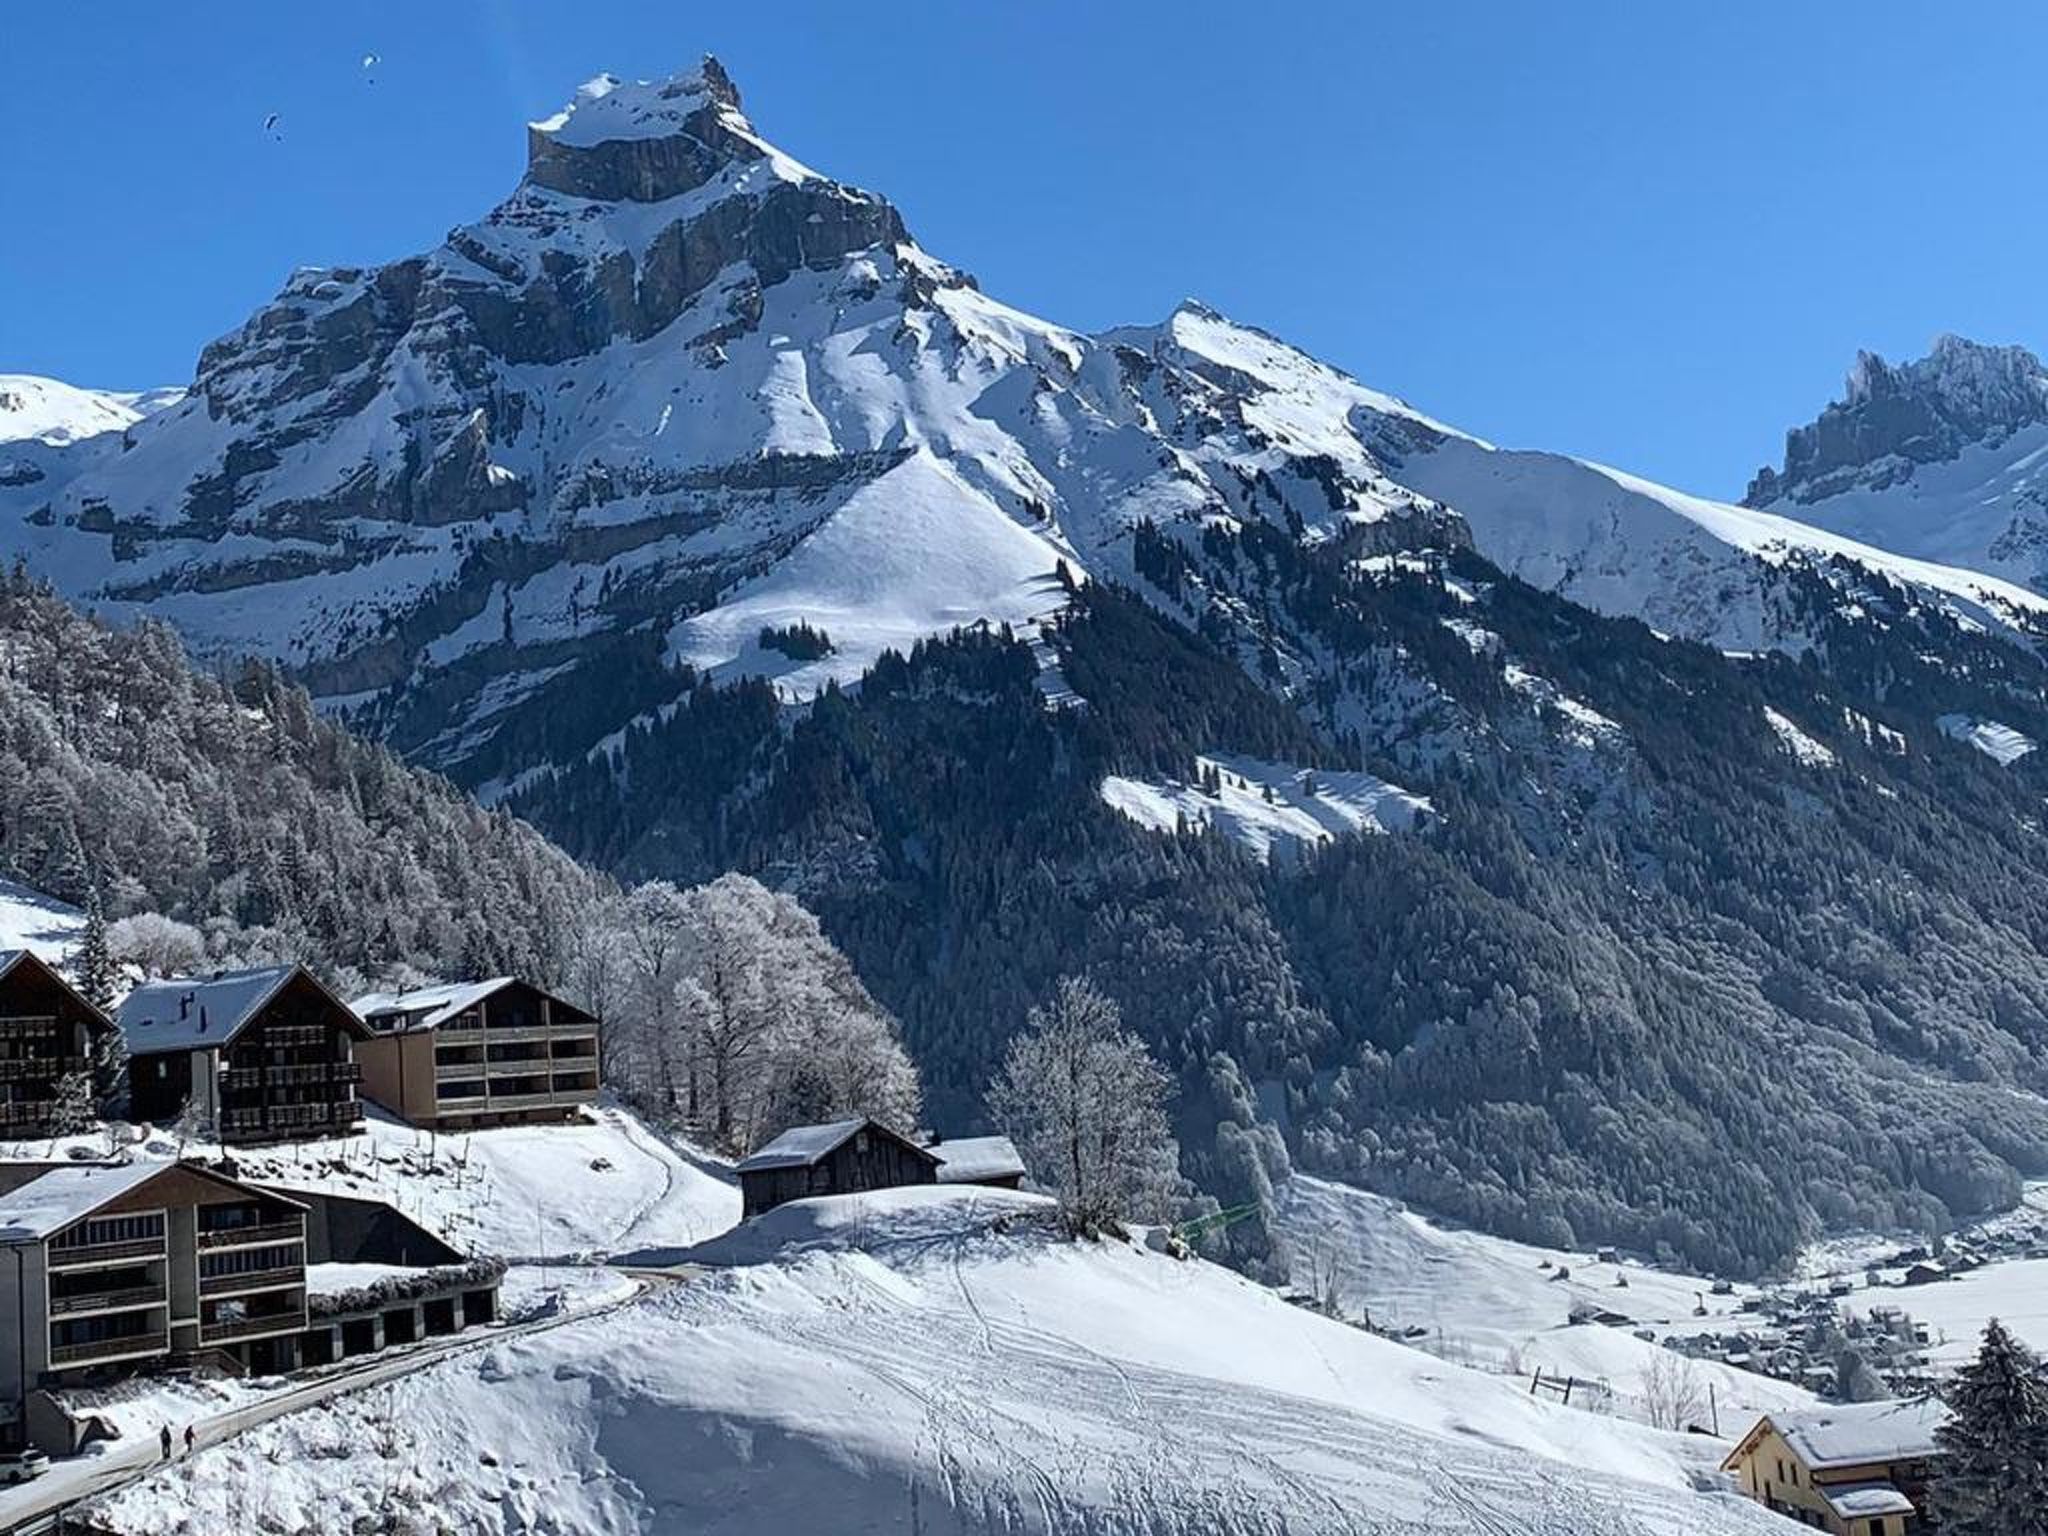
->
[1100,752,1432,861]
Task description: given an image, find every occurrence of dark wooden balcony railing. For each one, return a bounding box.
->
[48,1285,165,1317]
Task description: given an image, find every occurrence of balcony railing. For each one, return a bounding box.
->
[50,1236,166,1267]
[198,1219,304,1250]
[200,1312,305,1344]
[48,1285,166,1317]
[486,1057,550,1078]
[201,1266,304,1298]
[0,1055,83,1083]
[0,1016,61,1037]
[550,1077,599,1103]
[49,1332,167,1367]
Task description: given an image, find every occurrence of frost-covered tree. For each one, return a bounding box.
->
[594,874,920,1154]
[1931,1319,2048,1533]
[105,913,206,979]
[48,1070,96,1137]
[987,976,1181,1235]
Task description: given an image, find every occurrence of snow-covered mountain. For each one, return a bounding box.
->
[1743,335,2048,593]
[0,375,179,448]
[6,58,2040,778]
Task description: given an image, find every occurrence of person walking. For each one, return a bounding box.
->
[159,1425,171,1460]
[183,1424,195,1457]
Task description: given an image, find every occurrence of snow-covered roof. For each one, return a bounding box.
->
[737,1118,937,1174]
[930,1136,1026,1185]
[0,1162,167,1242]
[0,949,24,979]
[1816,1482,1916,1518]
[351,977,514,1032]
[1770,1399,1948,1469]
[117,965,361,1055]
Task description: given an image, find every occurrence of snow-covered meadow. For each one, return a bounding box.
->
[91,1186,1790,1535]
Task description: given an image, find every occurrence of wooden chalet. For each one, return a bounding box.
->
[735,1117,939,1219]
[0,951,105,1138]
[350,976,599,1129]
[117,966,369,1144]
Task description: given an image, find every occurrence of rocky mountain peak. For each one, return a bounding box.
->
[524,56,790,203]
[1747,334,2048,507]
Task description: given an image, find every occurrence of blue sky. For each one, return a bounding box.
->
[3,1,2043,497]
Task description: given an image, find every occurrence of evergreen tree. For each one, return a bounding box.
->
[1931,1319,2048,1533]
[69,885,118,1013]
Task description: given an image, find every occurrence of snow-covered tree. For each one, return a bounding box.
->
[68,886,119,1013]
[1931,1319,2048,1533]
[987,975,1181,1236]
[105,912,206,979]
[48,1069,96,1136]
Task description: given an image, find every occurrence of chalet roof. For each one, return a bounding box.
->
[0,1162,171,1242]
[1817,1482,1916,1519]
[1729,1399,1949,1472]
[0,948,111,1026]
[350,977,513,1032]
[929,1135,1027,1184]
[736,1118,938,1174]
[117,964,366,1056]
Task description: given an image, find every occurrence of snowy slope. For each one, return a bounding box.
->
[1101,752,1432,860]
[0,375,178,446]
[91,1188,1790,1534]
[1275,1177,1815,1432]
[0,878,83,962]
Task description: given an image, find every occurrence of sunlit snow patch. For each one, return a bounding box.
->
[1938,713,2037,765]
[0,878,83,962]
[1100,753,1431,860]
[1763,708,1837,769]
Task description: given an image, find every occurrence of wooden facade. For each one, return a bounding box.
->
[354,978,601,1130]
[737,1119,940,1220]
[123,968,369,1145]
[0,953,103,1138]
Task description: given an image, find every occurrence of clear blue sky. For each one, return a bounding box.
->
[3,1,2043,498]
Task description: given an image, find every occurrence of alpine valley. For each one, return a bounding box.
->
[13,59,2048,1279]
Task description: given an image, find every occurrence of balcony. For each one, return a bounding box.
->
[199,1219,304,1250]
[0,1054,83,1083]
[486,1056,549,1078]
[49,1331,168,1367]
[199,1311,305,1345]
[48,1285,165,1317]
[50,1236,166,1268]
[433,1021,485,1045]
[201,1266,304,1298]
[0,1015,61,1038]
[550,1076,599,1103]
[477,1090,558,1111]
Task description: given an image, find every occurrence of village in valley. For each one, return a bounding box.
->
[0,879,2035,1536]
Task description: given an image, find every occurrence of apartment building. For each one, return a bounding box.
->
[0,950,106,1137]
[351,977,599,1129]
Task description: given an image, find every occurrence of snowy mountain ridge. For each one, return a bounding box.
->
[5,57,2045,783]
[1744,335,2048,593]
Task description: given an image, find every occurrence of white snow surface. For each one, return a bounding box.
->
[1936,712,2037,764]
[0,375,177,446]
[1764,707,1838,768]
[1100,752,1432,860]
[1274,1177,1815,1432]
[92,1186,1789,1534]
[0,878,82,962]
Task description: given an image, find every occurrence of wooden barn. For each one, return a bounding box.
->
[735,1118,938,1219]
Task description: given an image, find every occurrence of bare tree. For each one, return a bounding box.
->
[987,976,1180,1236]
[1637,1349,1708,1432]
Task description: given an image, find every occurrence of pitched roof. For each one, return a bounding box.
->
[1767,1399,1948,1469]
[0,1162,169,1242]
[116,965,365,1055]
[736,1118,938,1173]
[0,948,110,1026]
[930,1135,1026,1184]
[350,978,514,1032]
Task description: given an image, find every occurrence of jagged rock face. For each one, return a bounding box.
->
[1747,336,2048,506]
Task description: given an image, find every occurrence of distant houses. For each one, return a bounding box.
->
[1722,1399,1946,1536]
[350,977,599,1129]
[117,965,369,1143]
[736,1119,1028,1219]
[0,950,106,1137]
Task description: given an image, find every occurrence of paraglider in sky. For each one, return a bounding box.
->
[262,112,282,138]
[361,52,380,85]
